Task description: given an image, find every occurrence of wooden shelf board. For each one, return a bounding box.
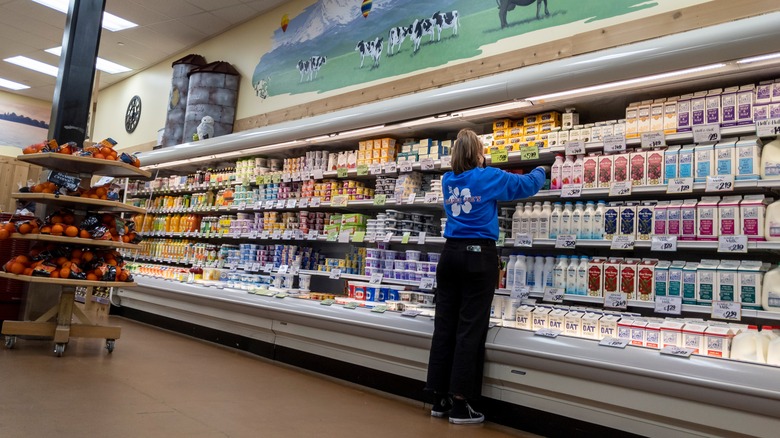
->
[16,153,151,178]
[10,233,141,250]
[0,272,135,288]
[12,193,146,214]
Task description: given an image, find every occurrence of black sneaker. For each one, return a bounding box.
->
[430,394,452,418]
[448,399,484,424]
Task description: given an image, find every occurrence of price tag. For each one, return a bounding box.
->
[718,235,748,253]
[711,301,742,321]
[565,141,585,156]
[440,155,452,168]
[293,172,302,182]
[307,230,319,240]
[369,273,384,285]
[497,231,506,247]
[366,232,376,243]
[654,296,682,315]
[273,292,288,299]
[371,305,387,313]
[369,164,382,175]
[337,167,348,178]
[417,232,427,245]
[399,162,413,173]
[641,131,666,149]
[352,231,365,243]
[312,169,324,180]
[329,268,342,279]
[326,232,338,242]
[535,328,562,338]
[555,234,577,249]
[520,145,540,160]
[356,164,369,176]
[298,198,309,208]
[282,173,291,183]
[666,177,694,194]
[278,265,289,274]
[263,200,275,209]
[693,124,721,143]
[561,184,583,198]
[543,287,565,303]
[424,192,439,204]
[373,194,387,206]
[401,310,423,318]
[331,195,349,207]
[421,158,435,170]
[661,346,694,358]
[651,235,678,252]
[513,233,533,247]
[705,175,734,192]
[257,290,275,297]
[401,232,411,244]
[599,337,629,349]
[320,299,335,306]
[251,263,261,272]
[275,200,286,209]
[491,150,508,163]
[604,292,628,309]
[611,235,635,250]
[272,230,282,240]
[603,135,627,153]
[263,263,274,272]
[511,284,530,300]
[383,232,394,243]
[407,193,417,204]
[310,197,321,208]
[384,162,397,174]
[261,231,270,240]
[282,230,293,240]
[420,276,435,291]
[609,181,632,197]
[343,302,358,310]
[286,199,297,209]
[756,117,780,137]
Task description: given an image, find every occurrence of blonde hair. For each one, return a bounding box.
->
[451,129,483,174]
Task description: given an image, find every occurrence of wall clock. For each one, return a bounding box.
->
[125,95,141,133]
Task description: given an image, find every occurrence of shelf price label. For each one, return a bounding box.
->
[373,194,387,206]
[277,265,289,274]
[343,302,358,310]
[331,195,349,208]
[298,198,309,208]
[337,167,349,178]
[555,234,577,249]
[352,231,366,243]
[238,202,247,210]
[369,164,382,175]
[356,164,369,176]
[718,235,748,253]
[604,292,628,309]
[282,230,293,240]
[383,232,394,243]
[561,184,583,198]
[401,310,423,318]
[711,301,742,321]
[565,141,585,156]
[329,268,342,279]
[520,145,540,161]
[261,231,270,239]
[406,193,417,204]
[417,232,427,245]
[705,175,734,192]
[491,150,508,163]
[599,337,629,349]
[310,197,321,208]
[651,235,678,252]
[307,230,319,240]
[420,276,435,291]
[655,296,682,315]
[641,131,666,149]
[282,173,291,183]
[513,233,533,247]
[384,162,397,174]
[399,162,414,173]
[424,192,440,204]
[497,231,506,247]
[262,263,274,272]
[272,230,282,240]
[421,158,435,170]
[610,235,635,251]
[275,200,286,209]
[401,232,411,244]
[693,124,721,143]
[371,305,387,313]
[534,328,562,338]
[320,299,335,306]
[602,135,627,153]
[312,169,324,180]
[666,177,694,194]
[286,199,297,209]
[609,181,632,197]
[326,232,338,242]
[661,346,694,358]
[756,118,780,137]
[440,155,452,168]
[369,273,384,285]
[543,287,564,303]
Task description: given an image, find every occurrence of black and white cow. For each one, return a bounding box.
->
[253,77,269,99]
[431,11,459,41]
[309,55,326,80]
[355,37,383,68]
[410,18,435,53]
[388,24,412,55]
[296,59,311,83]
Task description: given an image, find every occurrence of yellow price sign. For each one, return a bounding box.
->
[520,146,540,160]
[492,150,508,163]
[356,164,369,176]
[337,167,348,178]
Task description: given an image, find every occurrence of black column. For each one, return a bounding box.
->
[48,0,106,145]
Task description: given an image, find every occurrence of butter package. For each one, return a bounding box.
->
[678,145,695,179]
[581,312,602,339]
[598,155,614,188]
[715,140,736,177]
[558,129,570,145]
[564,310,585,336]
[661,320,686,348]
[580,125,593,143]
[493,119,513,130]
[737,84,755,125]
[493,128,510,139]
[637,101,652,134]
[538,111,562,125]
[664,146,680,183]
[667,200,683,236]
[696,259,719,304]
[706,89,722,126]
[515,305,534,330]
[631,320,648,347]
[721,86,739,127]
[626,104,639,138]
[695,143,715,182]
[738,261,766,309]
[682,262,699,305]
[735,136,762,180]
[680,199,698,240]
[664,99,678,134]
[637,260,656,301]
[568,126,581,142]
[655,261,671,297]
[602,314,622,340]
[654,201,669,235]
[547,308,567,332]
[651,99,665,132]
[637,201,655,240]
[629,151,647,186]
[646,149,664,185]
[591,123,604,142]
[691,91,708,127]
[696,196,720,241]
[509,126,524,137]
[677,94,693,132]
[547,129,560,148]
[683,322,709,355]
[613,121,627,138]
[705,325,735,358]
[718,260,741,302]
[532,306,552,331]
[645,320,663,349]
[718,195,742,236]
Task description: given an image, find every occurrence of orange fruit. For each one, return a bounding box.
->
[64,226,78,237]
[17,223,32,235]
[59,267,70,278]
[23,268,33,276]
[9,262,25,275]
[63,214,75,225]
[31,184,43,193]
[79,229,91,239]
[50,271,60,278]
[3,222,15,233]
[55,256,69,266]
[86,273,98,281]
[71,249,83,259]
[51,224,64,236]
[40,226,52,234]
[95,187,107,197]
[0,229,9,240]
[93,153,105,160]
[49,215,63,224]
[15,255,30,264]
[89,194,99,199]
[82,251,94,263]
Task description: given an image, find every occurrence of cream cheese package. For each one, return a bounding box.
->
[735,137,761,180]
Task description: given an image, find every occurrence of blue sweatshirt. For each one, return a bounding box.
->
[442,166,545,240]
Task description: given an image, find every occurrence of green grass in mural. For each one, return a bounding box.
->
[258,0,659,98]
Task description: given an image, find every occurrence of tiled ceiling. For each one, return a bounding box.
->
[0,0,286,101]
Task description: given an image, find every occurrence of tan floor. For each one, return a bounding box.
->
[0,316,539,438]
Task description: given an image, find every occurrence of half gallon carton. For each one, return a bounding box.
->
[667,200,683,236]
[706,89,722,126]
[718,195,742,237]
[651,99,665,132]
[705,325,735,358]
[637,201,655,240]
[737,84,755,125]
[735,136,762,181]
[645,320,663,349]
[581,312,602,339]
[738,261,766,309]
[664,99,678,134]
[587,257,606,297]
[603,258,622,297]
[664,146,680,184]
[655,261,671,297]
[678,145,695,179]
[720,86,739,127]
[680,199,698,240]
[696,196,720,241]
[654,201,669,235]
[715,140,736,177]
[637,260,657,301]
[620,259,640,300]
[668,260,687,298]
[661,320,686,348]
[691,91,708,128]
[682,262,699,305]
[696,259,720,305]
[677,94,693,132]
[717,260,741,302]
[741,195,769,241]
[694,143,715,182]
[647,149,664,186]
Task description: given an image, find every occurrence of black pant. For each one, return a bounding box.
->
[425,238,498,400]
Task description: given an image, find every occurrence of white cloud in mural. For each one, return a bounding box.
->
[273,0,377,49]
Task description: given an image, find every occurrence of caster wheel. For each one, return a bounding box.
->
[54,343,66,357]
[106,339,115,354]
[5,336,16,349]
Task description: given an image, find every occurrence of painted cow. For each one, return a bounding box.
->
[497,0,550,28]
[410,18,435,53]
[388,25,412,55]
[296,59,311,83]
[309,55,327,80]
[431,11,459,41]
[355,37,384,68]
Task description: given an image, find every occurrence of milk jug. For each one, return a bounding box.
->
[550,203,563,238]
[506,255,517,290]
[511,204,523,238]
[562,155,575,186]
[539,202,552,239]
[543,256,555,289]
[529,203,542,238]
[532,257,545,292]
[760,137,780,179]
[514,255,528,288]
[593,201,606,240]
[566,257,579,294]
[762,264,780,312]
[554,256,568,289]
[520,203,533,235]
[765,199,780,241]
[561,202,574,235]
[551,154,565,189]
[572,202,585,239]
[583,201,595,240]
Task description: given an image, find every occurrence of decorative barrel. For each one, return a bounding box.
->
[183,61,240,143]
[161,54,206,148]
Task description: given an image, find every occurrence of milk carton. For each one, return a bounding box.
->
[668,260,687,298]
[664,99,678,134]
[581,312,601,339]
[604,202,621,240]
[754,104,769,123]
[637,100,652,134]
[531,306,552,331]
[706,89,722,126]
[756,81,773,105]
[651,99,665,132]
[720,86,739,127]
[677,94,693,132]
[637,201,655,240]
[737,84,755,125]
[646,149,664,186]
[661,320,685,348]
[696,196,720,241]
[603,258,622,296]
[680,199,698,241]
[629,151,647,186]
[613,153,630,183]
[691,91,708,128]
[667,200,683,236]
[664,146,680,183]
[655,261,671,297]
[645,320,663,349]
[620,259,639,300]
[637,260,656,301]
[705,325,735,358]
[678,145,695,179]
[683,322,708,355]
[682,262,699,305]
[583,154,599,189]
[564,310,585,337]
[696,259,720,305]
[547,129,560,148]
[587,257,606,297]
[562,110,579,130]
[740,195,769,241]
[738,261,765,309]
[619,202,638,237]
[773,80,780,103]
[715,140,736,177]
[611,315,629,341]
[558,129,569,145]
[631,320,648,347]
[547,308,567,332]
[694,143,715,182]
[654,201,669,235]
[718,260,741,302]
[598,155,614,188]
[515,304,534,330]
[718,195,742,236]
[735,137,761,180]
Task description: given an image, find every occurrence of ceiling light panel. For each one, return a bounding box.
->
[32,0,137,31]
[0,77,30,90]
[46,47,131,74]
[4,56,58,76]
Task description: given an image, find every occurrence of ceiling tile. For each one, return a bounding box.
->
[209,3,257,24]
[242,0,286,14]
[131,0,205,19]
[180,12,231,36]
[148,19,208,46]
[185,0,242,12]
[105,0,170,27]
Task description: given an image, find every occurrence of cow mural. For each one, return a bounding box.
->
[388,25,412,55]
[497,0,550,28]
[410,18,435,53]
[253,77,270,99]
[297,56,327,83]
[355,37,384,68]
[431,11,459,41]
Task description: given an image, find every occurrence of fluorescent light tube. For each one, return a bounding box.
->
[4,56,58,76]
[737,52,780,64]
[457,100,532,118]
[32,0,137,31]
[0,78,30,90]
[46,47,131,74]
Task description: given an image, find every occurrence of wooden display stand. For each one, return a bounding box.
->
[1,154,148,356]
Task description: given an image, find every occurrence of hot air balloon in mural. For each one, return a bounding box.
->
[361,0,372,18]
[281,14,289,32]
